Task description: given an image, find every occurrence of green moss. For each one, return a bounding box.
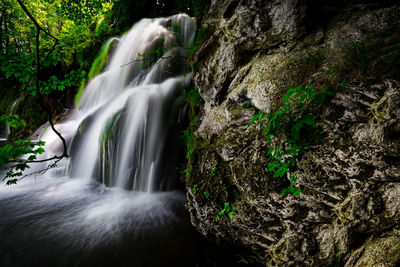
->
[100,112,121,145]
[75,38,117,106]
[74,78,86,107]
[99,112,122,186]
[88,38,116,81]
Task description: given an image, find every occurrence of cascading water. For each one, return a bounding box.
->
[0,96,23,143]
[46,14,195,190]
[0,14,216,267]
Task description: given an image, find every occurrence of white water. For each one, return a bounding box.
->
[0,95,23,142]
[30,13,195,191]
[0,14,207,267]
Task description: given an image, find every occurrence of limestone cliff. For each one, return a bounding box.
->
[186,1,400,266]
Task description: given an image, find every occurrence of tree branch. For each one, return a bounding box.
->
[120,54,187,68]
[7,155,65,164]
[16,0,68,159]
[15,0,58,42]
[15,157,64,182]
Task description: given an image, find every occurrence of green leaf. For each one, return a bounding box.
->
[325,90,336,96]
[303,114,315,125]
[274,165,288,178]
[267,162,276,171]
[267,147,275,155]
[6,179,18,185]
[316,93,326,104]
[291,120,303,140]
[248,111,265,127]
[283,88,296,103]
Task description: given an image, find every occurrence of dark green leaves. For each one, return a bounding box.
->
[0,115,27,129]
[248,83,335,196]
[0,115,46,184]
[58,0,112,25]
[27,69,84,95]
[216,202,235,220]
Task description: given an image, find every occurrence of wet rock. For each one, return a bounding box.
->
[187,1,400,266]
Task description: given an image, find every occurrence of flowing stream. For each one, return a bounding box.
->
[0,14,215,267]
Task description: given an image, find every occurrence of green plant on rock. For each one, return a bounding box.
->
[192,184,199,195]
[249,83,335,196]
[210,164,217,177]
[242,100,252,109]
[189,26,211,57]
[216,202,235,220]
[171,23,180,36]
[181,86,203,180]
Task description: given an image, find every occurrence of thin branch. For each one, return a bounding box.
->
[120,53,189,68]
[7,155,64,164]
[16,157,63,181]
[15,0,58,42]
[120,55,174,68]
[16,0,68,158]
[20,40,59,94]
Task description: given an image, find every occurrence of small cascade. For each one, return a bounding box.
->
[0,123,7,142]
[37,14,196,192]
[0,96,23,142]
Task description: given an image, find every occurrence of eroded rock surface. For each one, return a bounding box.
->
[186,1,400,266]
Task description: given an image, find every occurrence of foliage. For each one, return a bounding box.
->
[181,86,203,179]
[192,184,199,195]
[192,184,211,199]
[88,38,116,80]
[0,114,26,129]
[183,86,203,110]
[57,0,113,25]
[210,164,217,176]
[0,115,46,185]
[28,69,84,96]
[74,79,87,106]
[171,23,180,36]
[0,0,116,99]
[189,26,211,56]
[242,100,252,109]
[249,83,335,196]
[216,202,235,220]
[182,123,196,161]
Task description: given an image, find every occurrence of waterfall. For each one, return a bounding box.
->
[0,15,220,267]
[29,14,196,192]
[0,96,23,142]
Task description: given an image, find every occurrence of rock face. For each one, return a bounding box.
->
[186,1,400,266]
